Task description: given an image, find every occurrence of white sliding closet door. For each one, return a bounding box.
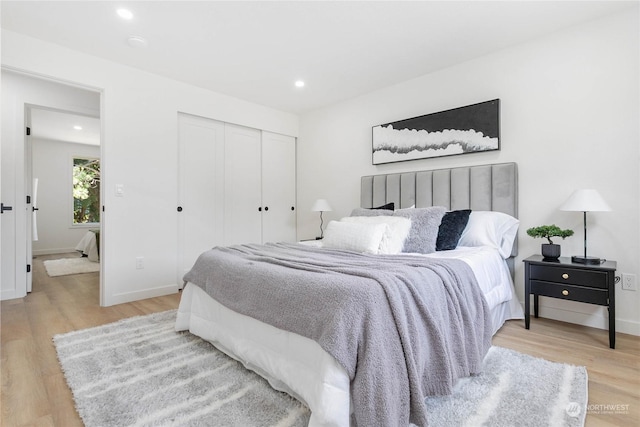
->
[224,123,262,245]
[261,131,296,243]
[177,114,225,285]
[178,118,296,265]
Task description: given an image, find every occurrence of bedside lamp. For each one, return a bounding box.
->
[311,199,332,239]
[560,189,611,265]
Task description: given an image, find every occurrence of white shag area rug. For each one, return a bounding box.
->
[54,310,588,427]
[43,257,100,277]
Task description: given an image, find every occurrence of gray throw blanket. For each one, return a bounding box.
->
[183,243,491,427]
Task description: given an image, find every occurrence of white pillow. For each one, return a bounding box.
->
[341,216,412,254]
[458,211,519,258]
[322,221,389,254]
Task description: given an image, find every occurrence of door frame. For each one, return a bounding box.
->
[25,104,102,290]
[24,105,33,293]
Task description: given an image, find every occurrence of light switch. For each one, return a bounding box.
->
[115,184,124,197]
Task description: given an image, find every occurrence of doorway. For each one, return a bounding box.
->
[28,107,101,296]
[0,69,102,302]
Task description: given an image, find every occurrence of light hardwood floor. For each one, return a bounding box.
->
[1,253,638,426]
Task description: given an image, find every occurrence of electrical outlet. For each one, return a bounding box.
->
[621,273,637,291]
[136,257,144,269]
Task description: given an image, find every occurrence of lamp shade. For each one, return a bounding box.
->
[560,189,611,212]
[311,199,332,212]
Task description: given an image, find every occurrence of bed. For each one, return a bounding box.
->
[176,162,523,427]
[75,229,100,262]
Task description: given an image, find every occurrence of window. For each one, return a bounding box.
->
[73,157,100,224]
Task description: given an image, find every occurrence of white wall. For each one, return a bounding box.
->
[298,10,640,335]
[32,137,100,255]
[2,29,298,306]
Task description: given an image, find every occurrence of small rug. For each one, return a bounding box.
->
[54,310,587,427]
[43,257,100,277]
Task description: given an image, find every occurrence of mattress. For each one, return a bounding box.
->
[175,245,523,427]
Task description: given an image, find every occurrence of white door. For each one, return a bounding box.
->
[1,115,20,299]
[261,131,296,243]
[177,114,225,285]
[1,102,27,300]
[224,123,262,245]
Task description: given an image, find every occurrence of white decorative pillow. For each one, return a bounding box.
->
[322,221,389,254]
[458,211,519,258]
[350,205,446,254]
[341,216,412,254]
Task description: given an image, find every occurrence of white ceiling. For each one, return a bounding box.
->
[1,1,636,115]
[30,108,101,146]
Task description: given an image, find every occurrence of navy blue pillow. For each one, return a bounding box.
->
[436,210,472,251]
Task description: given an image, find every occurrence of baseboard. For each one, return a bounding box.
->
[525,299,640,336]
[33,248,77,256]
[105,284,179,307]
[616,318,640,336]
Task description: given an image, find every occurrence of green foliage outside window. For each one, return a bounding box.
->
[73,157,100,224]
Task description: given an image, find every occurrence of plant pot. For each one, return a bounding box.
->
[541,243,561,260]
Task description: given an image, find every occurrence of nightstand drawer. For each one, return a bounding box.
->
[529,265,607,289]
[530,280,608,305]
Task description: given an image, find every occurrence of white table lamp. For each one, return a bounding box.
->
[311,199,332,239]
[560,189,611,265]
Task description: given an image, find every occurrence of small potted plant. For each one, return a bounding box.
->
[526,224,574,260]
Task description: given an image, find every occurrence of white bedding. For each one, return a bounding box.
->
[175,245,524,427]
[424,246,516,315]
[75,230,99,262]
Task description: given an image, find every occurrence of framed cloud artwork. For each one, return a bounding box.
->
[372,99,500,165]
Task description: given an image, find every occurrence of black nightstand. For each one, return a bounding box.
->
[523,255,617,348]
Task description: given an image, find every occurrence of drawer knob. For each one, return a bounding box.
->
[562,289,569,296]
[562,273,569,279]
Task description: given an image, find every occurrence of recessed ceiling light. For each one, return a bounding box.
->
[73,125,83,130]
[294,80,305,88]
[117,8,133,20]
[127,36,148,48]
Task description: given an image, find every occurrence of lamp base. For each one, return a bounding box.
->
[571,255,602,265]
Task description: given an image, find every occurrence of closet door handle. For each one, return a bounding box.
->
[291,206,295,211]
[258,207,262,212]
[177,206,183,212]
[1,203,13,214]
[264,206,269,211]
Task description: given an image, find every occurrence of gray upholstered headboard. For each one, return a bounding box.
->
[361,162,518,271]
